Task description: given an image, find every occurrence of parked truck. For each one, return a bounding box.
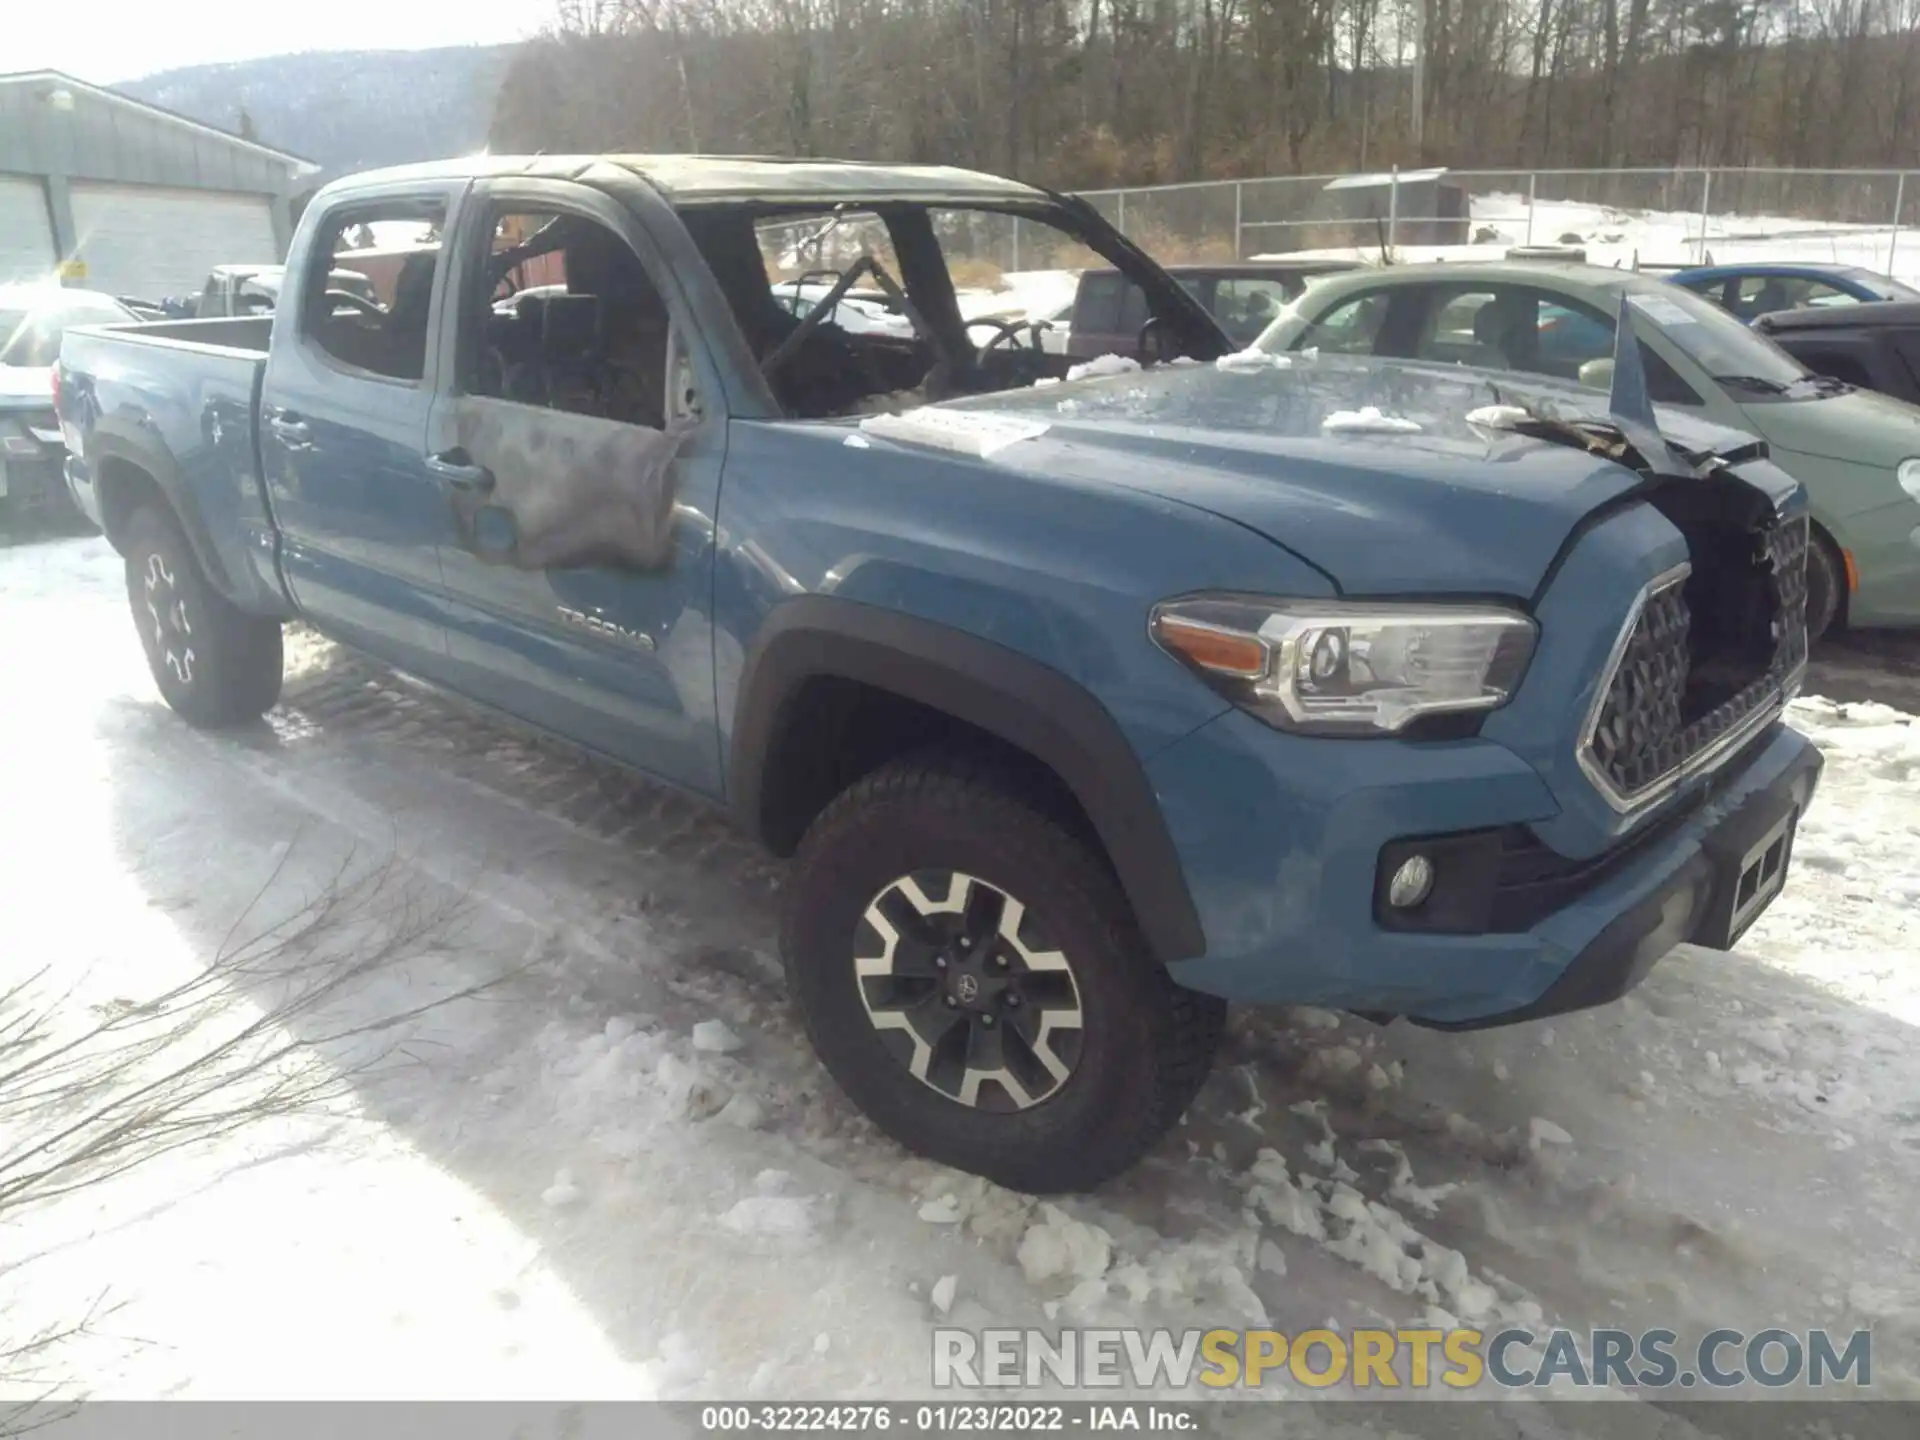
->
[57,155,1820,1193]
[189,264,383,318]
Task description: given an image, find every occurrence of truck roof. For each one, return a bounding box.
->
[1754,298,1920,332]
[317,155,1049,208]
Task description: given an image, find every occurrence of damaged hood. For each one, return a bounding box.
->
[943,356,1780,598]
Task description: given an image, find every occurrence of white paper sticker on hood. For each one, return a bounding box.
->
[859,407,1051,458]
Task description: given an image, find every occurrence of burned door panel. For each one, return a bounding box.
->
[449,395,688,572]
[431,396,725,795]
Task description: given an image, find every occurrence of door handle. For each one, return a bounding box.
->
[427,450,496,494]
[268,412,312,447]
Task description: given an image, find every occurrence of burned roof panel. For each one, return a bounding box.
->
[317,154,1049,209]
[611,155,1046,206]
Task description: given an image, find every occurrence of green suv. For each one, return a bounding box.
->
[1259,261,1920,637]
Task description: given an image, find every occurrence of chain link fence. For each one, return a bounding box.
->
[754,167,1920,287]
[1072,166,1920,277]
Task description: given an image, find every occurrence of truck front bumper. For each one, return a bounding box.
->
[1149,710,1822,1027]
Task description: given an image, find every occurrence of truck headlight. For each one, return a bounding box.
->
[1150,596,1537,736]
[1899,458,1920,503]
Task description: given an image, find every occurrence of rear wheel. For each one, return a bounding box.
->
[782,750,1224,1193]
[1805,529,1844,644]
[123,504,283,727]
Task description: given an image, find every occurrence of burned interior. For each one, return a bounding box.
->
[669,195,1224,418]
[470,209,676,430]
[432,205,697,572]
[437,182,1228,571]
[465,185,1224,431]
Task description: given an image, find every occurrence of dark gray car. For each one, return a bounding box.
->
[1,285,135,525]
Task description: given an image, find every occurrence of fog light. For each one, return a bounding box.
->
[1388,854,1435,909]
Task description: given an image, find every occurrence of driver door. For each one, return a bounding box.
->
[423,179,729,795]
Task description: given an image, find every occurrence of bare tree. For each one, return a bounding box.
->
[485,0,1920,186]
[0,847,507,1391]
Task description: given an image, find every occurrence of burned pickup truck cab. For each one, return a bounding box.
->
[57,156,1819,1193]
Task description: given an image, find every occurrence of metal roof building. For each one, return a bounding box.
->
[0,70,319,300]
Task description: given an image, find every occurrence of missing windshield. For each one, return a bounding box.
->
[673,196,1223,420]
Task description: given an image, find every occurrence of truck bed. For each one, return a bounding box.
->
[83,315,274,357]
[59,315,289,621]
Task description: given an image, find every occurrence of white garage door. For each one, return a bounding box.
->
[0,175,57,284]
[70,184,278,299]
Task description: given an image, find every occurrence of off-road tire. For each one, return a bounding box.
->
[782,749,1225,1193]
[123,504,283,727]
[1805,529,1844,645]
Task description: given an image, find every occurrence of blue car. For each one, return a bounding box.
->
[1669,262,1920,325]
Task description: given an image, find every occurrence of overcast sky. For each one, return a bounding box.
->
[9,1,555,84]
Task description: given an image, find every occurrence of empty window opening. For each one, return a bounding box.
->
[467,209,673,432]
[303,202,444,383]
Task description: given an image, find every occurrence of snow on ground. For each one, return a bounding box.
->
[1264,191,1920,282]
[4,535,1919,1428]
[955,269,1082,325]
[950,191,1920,342]
[866,191,1920,350]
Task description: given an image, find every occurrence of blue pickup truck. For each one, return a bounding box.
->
[57,155,1821,1193]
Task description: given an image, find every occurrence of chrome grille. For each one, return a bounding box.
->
[1581,514,1807,811]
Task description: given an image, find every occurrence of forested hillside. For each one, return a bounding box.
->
[488,0,1920,187]
[123,46,512,185]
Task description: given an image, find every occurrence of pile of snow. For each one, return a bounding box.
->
[718,1195,822,1242]
[1215,347,1291,373]
[9,534,1920,1403]
[955,269,1081,326]
[928,1274,958,1315]
[1322,406,1423,434]
[1064,353,1141,382]
[1465,403,1535,430]
[1015,1203,1114,1287]
[691,1019,743,1054]
[540,1168,584,1209]
[1248,1145,1526,1329]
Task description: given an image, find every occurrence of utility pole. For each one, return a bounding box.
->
[1410,0,1426,157]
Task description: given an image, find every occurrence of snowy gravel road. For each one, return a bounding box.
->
[3,535,1918,1431]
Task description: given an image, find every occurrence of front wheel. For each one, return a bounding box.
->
[781,750,1224,1193]
[123,504,284,727]
[1804,530,1844,644]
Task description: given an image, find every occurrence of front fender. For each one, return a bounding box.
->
[729,596,1208,965]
